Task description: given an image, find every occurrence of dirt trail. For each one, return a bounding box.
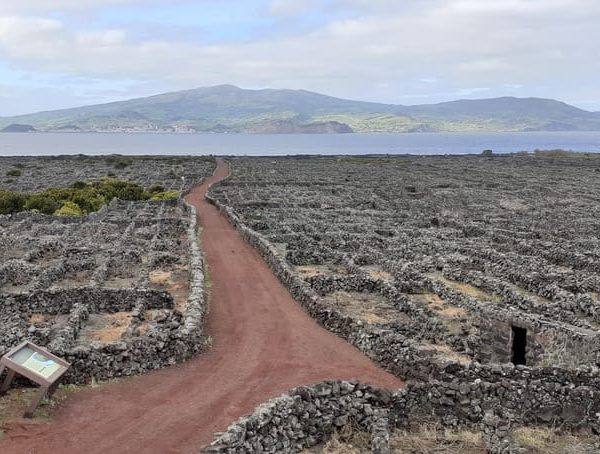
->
[0,158,402,454]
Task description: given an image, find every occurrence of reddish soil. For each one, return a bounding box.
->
[0,159,402,454]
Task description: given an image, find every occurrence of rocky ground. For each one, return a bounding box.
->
[0,155,214,193]
[206,154,600,453]
[0,156,215,382]
[211,154,600,370]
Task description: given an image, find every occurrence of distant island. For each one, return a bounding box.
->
[1,124,37,133]
[1,84,599,134]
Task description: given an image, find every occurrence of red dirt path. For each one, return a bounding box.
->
[0,159,402,454]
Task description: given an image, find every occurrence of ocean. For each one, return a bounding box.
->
[0,131,599,156]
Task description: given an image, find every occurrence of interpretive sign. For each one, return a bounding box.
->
[0,341,70,417]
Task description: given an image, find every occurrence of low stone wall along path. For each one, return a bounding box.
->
[0,158,402,454]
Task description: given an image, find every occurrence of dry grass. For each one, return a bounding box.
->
[428,343,472,365]
[295,264,348,278]
[390,426,486,453]
[103,276,137,289]
[304,430,371,453]
[322,291,409,325]
[305,426,486,454]
[149,270,172,285]
[513,427,598,453]
[86,312,132,343]
[410,293,466,318]
[429,274,503,303]
[360,265,393,282]
[29,313,46,325]
[149,267,189,312]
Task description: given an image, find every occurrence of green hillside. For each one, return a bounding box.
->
[1,85,599,133]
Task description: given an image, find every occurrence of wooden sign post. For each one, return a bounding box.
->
[0,341,71,418]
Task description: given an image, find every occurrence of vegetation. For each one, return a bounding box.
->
[150,190,179,201]
[6,169,21,177]
[54,201,85,216]
[0,178,179,216]
[513,427,598,453]
[1,85,599,133]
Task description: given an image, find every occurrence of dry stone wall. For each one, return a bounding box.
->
[205,157,600,451]
[1,155,215,384]
[205,380,600,453]
[211,155,600,372]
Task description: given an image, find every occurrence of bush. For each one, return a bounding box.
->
[24,193,63,215]
[71,188,106,213]
[54,201,84,217]
[0,190,25,214]
[93,178,148,202]
[148,185,165,194]
[71,181,87,190]
[150,191,180,201]
[6,169,21,177]
[1,177,153,216]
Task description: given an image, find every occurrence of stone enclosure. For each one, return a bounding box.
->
[2,153,600,451]
[0,156,214,383]
[210,155,600,372]
[207,154,600,452]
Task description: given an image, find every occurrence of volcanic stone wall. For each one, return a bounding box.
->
[0,198,206,384]
[0,155,214,193]
[205,379,600,453]
[207,192,600,384]
[211,155,600,373]
[206,178,600,451]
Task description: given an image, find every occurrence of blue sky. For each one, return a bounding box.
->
[0,0,599,116]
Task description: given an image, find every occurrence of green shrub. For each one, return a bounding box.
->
[54,201,83,217]
[2,177,153,216]
[24,193,63,215]
[6,169,21,177]
[148,184,165,194]
[93,178,148,202]
[71,181,87,190]
[150,190,180,201]
[0,189,25,214]
[72,189,106,213]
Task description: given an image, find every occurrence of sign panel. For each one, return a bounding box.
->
[1,341,71,418]
[9,347,61,380]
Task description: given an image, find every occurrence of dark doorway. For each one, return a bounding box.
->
[511,326,527,365]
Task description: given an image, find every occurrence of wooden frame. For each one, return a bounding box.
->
[0,341,70,418]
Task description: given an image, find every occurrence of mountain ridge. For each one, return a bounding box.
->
[1,85,599,133]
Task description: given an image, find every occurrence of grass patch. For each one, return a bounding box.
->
[429,274,503,303]
[390,426,486,453]
[513,427,598,453]
[304,428,371,453]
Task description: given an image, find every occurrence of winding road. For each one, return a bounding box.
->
[0,158,402,454]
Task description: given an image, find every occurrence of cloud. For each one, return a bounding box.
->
[0,0,599,111]
[0,1,139,14]
[268,0,321,16]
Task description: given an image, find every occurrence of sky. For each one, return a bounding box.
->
[0,0,599,116]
